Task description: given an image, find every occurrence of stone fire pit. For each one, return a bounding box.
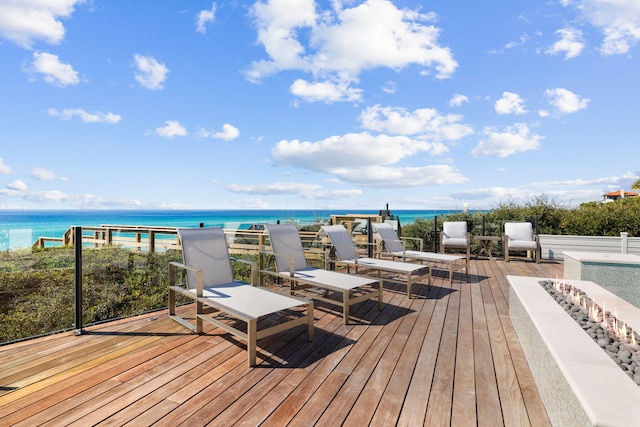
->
[509,275,640,426]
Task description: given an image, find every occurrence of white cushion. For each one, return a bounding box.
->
[443,237,468,246]
[505,222,533,242]
[443,221,467,239]
[508,239,537,250]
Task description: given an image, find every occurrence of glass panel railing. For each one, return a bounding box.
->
[80,246,183,326]
[0,247,75,343]
[0,244,185,344]
[0,224,321,344]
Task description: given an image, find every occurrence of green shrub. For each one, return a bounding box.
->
[400,194,640,257]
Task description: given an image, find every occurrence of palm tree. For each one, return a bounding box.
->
[633,179,640,191]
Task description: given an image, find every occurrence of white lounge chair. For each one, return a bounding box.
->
[440,221,471,264]
[169,227,314,366]
[375,223,467,283]
[503,222,541,263]
[321,224,430,298]
[262,224,382,324]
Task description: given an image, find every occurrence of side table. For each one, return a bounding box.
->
[473,235,501,260]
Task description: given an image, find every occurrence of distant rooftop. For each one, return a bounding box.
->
[603,189,638,201]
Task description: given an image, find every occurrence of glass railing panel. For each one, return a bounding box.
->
[0,247,75,343]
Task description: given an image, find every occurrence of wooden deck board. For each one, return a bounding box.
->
[319,284,418,426]
[396,284,450,426]
[286,285,410,427]
[0,258,561,426]
[424,279,459,426]
[470,261,504,427]
[451,275,476,427]
[368,286,434,426]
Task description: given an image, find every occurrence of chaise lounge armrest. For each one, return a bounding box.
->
[260,249,300,278]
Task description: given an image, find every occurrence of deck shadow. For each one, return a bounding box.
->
[430,269,489,283]
[84,330,192,337]
[309,297,414,326]
[223,327,357,369]
[383,282,457,300]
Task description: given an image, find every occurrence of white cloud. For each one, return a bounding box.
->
[0,158,12,175]
[247,0,457,101]
[134,54,169,90]
[28,52,79,86]
[504,34,530,50]
[472,123,543,157]
[272,132,437,173]
[0,187,142,208]
[270,131,467,187]
[30,167,66,181]
[196,2,216,34]
[6,180,27,191]
[545,88,589,114]
[449,93,469,107]
[72,194,142,208]
[48,108,121,123]
[232,198,269,209]
[312,189,363,199]
[359,104,473,141]
[334,164,468,187]
[562,0,640,55]
[214,124,240,141]
[495,92,527,115]
[381,81,396,94]
[247,0,316,80]
[150,120,187,138]
[546,28,585,59]
[0,0,83,48]
[228,182,362,201]
[197,123,240,141]
[290,79,363,103]
[530,172,638,188]
[451,186,528,203]
[227,181,322,195]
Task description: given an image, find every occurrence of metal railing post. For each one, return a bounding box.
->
[367,219,373,258]
[433,215,438,252]
[74,226,84,336]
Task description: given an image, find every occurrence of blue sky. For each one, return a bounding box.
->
[1,0,639,211]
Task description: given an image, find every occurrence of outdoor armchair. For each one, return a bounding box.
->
[440,221,471,264]
[503,222,541,263]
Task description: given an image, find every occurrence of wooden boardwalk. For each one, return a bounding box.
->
[0,258,562,426]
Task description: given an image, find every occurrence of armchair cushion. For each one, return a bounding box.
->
[505,222,534,242]
[504,222,537,250]
[442,222,469,246]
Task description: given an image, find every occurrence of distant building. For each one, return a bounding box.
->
[602,189,639,202]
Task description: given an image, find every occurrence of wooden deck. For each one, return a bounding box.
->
[0,258,562,426]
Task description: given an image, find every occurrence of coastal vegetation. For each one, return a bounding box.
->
[0,248,259,343]
[401,195,640,251]
[2,195,640,343]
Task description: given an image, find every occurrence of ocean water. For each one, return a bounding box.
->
[0,209,461,251]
